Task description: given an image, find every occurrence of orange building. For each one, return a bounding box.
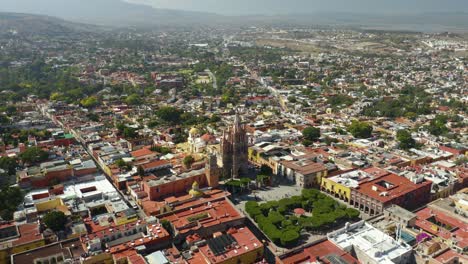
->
[162,197,244,238]
[141,156,220,201]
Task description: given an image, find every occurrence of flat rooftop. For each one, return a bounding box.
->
[328,221,412,264]
[24,175,119,203]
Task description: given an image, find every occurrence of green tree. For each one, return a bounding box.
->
[259,165,273,176]
[5,105,17,116]
[426,115,449,136]
[288,96,297,103]
[348,120,373,138]
[123,127,138,139]
[183,155,195,168]
[125,93,142,105]
[0,187,23,220]
[0,115,9,124]
[43,211,67,232]
[80,96,99,108]
[280,230,300,247]
[346,208,360,219]
[396,129,416,150]
[20,147,49,164]
[0,157,17,176]
[327,94,354,108]
[302,126,321,141]
[160,219,174,236]
[116,159,132,171]
[156,106,183,125]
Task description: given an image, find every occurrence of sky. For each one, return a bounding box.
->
[125,0,468,15]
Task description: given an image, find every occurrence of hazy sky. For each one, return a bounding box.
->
[126,0,468,15]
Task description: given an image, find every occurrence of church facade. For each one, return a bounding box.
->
[221,114,249,179]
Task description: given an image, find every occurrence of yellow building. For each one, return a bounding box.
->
[321,177,352,202]
[248,144,289,175]
[82,253,113,264]
[321,169,372,202]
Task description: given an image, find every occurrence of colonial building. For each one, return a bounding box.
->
[221,114,248,179]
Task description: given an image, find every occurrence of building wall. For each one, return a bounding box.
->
[144,174,208,201]
[82,253,113,264]
[351,181,432,215]
[11,239,46,254]
[218,246,264,264]
[74,167,98,177]
[36,198,64,213]
[321,178,351,201]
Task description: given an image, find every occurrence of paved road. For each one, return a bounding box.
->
[205,69,217,90]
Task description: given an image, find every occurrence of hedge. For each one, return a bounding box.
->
[244,188,360,247]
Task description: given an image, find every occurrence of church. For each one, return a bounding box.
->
[221,114,249,179]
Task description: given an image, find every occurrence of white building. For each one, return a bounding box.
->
[328,221,413,264]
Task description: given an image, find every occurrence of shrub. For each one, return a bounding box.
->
[281,220,293,228]
[346,208,360,219]
[187,212,209,222]
[268,211,285,225]
[281,230,300,247]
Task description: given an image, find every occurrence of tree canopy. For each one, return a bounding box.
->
[302,126,321,141]
[80,96,99,108]
[396,129,416,150]
[0,186,23,220]
[245,188,360,247]
[20,147,49,164]
[156,106,183,125]
[183,155,195,168]
[348,120,373,138]
[426,115,449,136]
[125,93,142,105]
[43,211,67,232]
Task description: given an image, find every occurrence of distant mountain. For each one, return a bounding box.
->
[0,12,97,36]
[0,0,225,27]
[0,0,466,32]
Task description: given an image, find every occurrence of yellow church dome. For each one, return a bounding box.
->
[189,127,200,136]
[189,181,204,197]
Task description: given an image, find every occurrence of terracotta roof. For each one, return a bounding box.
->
[11,223,43,247]
[141,159,170,170]
[415,207,468,249]
[355,173,431,203]
[131,148,154,158]
[280,240,359,264]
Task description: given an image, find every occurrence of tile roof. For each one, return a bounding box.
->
[355,173,431,203]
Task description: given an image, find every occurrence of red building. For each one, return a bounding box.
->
[278,239,359,264]
[351,173,432,215]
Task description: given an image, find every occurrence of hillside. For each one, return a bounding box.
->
[0,12,97,36]
[0,0,466,32]
[0,0,224,28]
